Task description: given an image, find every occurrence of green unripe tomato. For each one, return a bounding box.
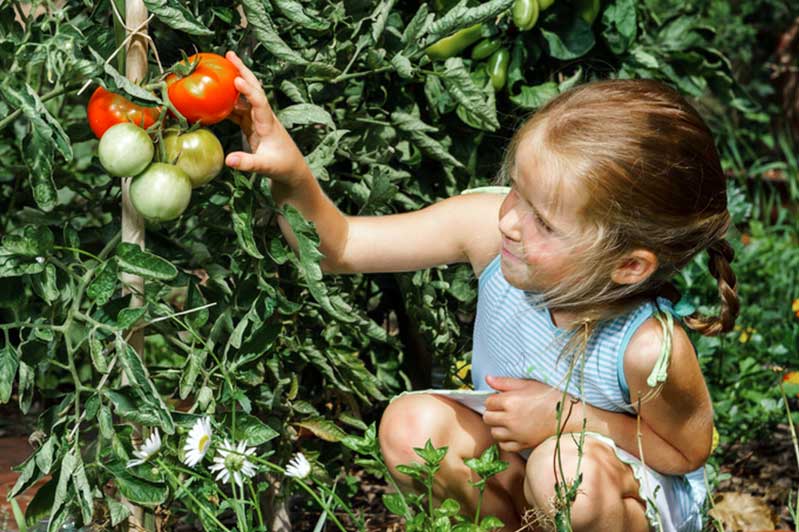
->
[164,128,224,188]
[512,0,539,31]
[575,0,600,24]
[425,24,484,60]
[97,123,154,177]
[130,163,192,222]
[471,38,503,61]
[487,48,510,91]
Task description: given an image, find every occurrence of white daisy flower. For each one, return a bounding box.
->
[183,416,213,467]
[208,439,257,488]
[285,452,311,480]
[126,429,161,468]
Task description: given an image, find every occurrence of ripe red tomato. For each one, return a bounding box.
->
[87,86,160,139]
[166,53,239,125]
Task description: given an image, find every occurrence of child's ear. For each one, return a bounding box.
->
[611,249,658,285]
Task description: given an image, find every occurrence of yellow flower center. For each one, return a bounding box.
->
[198,434,209,452]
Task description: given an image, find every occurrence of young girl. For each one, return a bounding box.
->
[222,50,738,532]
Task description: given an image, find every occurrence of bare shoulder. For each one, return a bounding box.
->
[623,313,705,401]
[453,192,504,277]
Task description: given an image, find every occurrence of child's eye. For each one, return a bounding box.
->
[535,212,553,233]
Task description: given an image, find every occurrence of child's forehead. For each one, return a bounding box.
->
[513,134,587,220]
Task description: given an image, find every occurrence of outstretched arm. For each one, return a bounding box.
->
[224,51,504,276]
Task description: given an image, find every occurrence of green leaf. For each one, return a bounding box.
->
[87,259,118,305]
[228,413,280,445]
[34,436,56,475]
[295,417,347,442]
[107,496,131,527]
[382,492,410,517]
[277,103,335,130]
[17,361,34,414]
[1,84,73,162]
[424,0,513,44]
[391,112,464,168]
[142,0,214,36]
[306,130,349,181]
[2,225,55,256]
[89,49,160,104]
[105,389,163,427]
[281,205,356,322]
[273,0,329,31]
[441,58,499,131]
[116,340,175,434]
[116,242,178,280]
[179,347,207,399]
[49,449,78,523]
[509,81,559,110]
[231,196,264,259]
[116,306,146,330]
[31,263,58,303]
[111,467,168,506]
[241,0,307,65]
[72,453,94,524]
[0,345,19,403]
[540,17,595,60]
[601,0,637,55]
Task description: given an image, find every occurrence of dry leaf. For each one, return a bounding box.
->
[708,492,776,531]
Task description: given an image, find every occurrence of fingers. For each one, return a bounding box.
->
[225,51,273,119]
[225,151,259,172]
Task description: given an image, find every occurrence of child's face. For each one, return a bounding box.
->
[497,136,589,293]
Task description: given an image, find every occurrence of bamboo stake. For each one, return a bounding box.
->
[122,0,149,529]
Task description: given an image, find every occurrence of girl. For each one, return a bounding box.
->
[223,49,737,532]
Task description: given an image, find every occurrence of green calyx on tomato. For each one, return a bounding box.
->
[166,52,239,125]
[471,38,503,61]
[98,123,154,177]
[130,162,193,222]
[87,86,160,139]
[425,24,484,61]
[487,48,510,91]
[163,128,224,188]
[512,0,539,31]
[538,0,556,10]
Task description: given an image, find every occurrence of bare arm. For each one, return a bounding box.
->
[224,51,504,276]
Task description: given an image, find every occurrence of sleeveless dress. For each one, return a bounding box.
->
[471,253,707,532]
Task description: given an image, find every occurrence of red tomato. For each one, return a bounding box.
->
[87,86,160,139]
[166,53,239,125]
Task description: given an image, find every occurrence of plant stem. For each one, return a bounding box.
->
[157,459,233,532]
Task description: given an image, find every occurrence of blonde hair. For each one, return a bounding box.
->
[495,78,739,339]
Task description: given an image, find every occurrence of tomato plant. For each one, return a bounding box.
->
[165,53,239,125]
[163,128,224,188]
[87,86,160,138]
[129,162,192,221]
[97,123,154,177]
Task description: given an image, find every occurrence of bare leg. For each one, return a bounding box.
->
[378,394,528,531]
[523,434,650,532]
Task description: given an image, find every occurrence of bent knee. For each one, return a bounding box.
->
[378,394,456,465]
[524,435,635,525]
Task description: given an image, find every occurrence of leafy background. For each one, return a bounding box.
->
[0,0,798,529]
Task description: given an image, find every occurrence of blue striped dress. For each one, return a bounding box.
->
[471,253,707,532]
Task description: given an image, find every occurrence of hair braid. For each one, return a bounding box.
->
[683,239,739,336]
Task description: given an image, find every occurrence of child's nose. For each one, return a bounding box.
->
[498,207,522,241]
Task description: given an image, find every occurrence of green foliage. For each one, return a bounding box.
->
[0,0,797,529]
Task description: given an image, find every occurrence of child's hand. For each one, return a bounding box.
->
[483,375,567,453]
[224,51,312,185]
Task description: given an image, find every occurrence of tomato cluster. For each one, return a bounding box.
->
[88,53,237,222]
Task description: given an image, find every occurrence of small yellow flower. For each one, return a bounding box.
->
[456,362,471,381]
[710,426,720,454]
[792,298,799,318]
[738,326,756,344]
